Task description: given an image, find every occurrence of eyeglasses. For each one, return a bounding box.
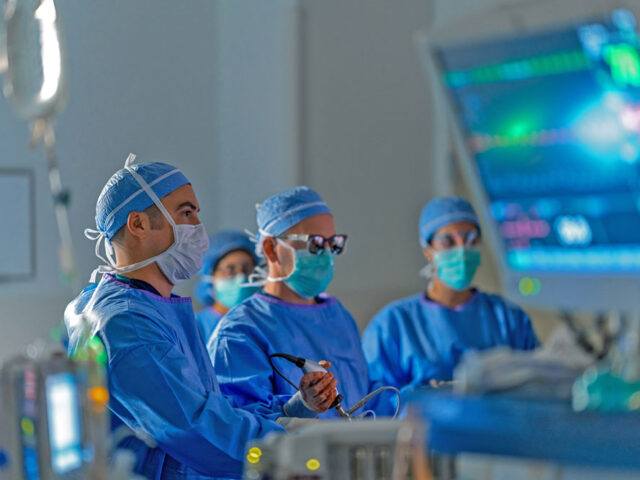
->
[278,234,348,255]
[215,261,255,278]
[430,229,480,250]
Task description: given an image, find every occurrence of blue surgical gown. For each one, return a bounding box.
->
[362,290,539,400]
[64,274,283,480]
[209,292,387,419]
[196,307,224,344]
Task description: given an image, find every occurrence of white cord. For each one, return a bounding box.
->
[347,386,402,419]
[357,410,376,420]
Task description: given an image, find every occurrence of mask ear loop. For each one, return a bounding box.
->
[420,240,436,290]
[241,229,267,287]
[84,228,120,282]
[244,228,259,244]
[266,239,296,283]
[419,263,434,279]
[242,266,269,287]
[241,237,296,286]
[84,228,112,266]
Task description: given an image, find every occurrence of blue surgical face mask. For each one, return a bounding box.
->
[268,240,335,299]
[433,247,481,291]
[213,275,258,309]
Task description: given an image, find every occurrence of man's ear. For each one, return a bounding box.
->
[262,237,279,263]
[125,211,151,240]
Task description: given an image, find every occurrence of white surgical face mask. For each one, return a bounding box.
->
[85,154,209,284]
[155,222,209,284]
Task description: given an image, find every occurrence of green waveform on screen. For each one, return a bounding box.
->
[446,50,590,87]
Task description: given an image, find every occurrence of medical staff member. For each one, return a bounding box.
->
[195,230,259,342]
[65,159,335,479]
[209,186,385,419]
[363,196,539,395]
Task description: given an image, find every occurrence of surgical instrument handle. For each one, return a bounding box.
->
[269,353,350,418]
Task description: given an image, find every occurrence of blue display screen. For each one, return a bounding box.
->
[436,10,640,273]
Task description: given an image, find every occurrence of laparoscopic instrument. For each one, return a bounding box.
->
[269,353,401,420]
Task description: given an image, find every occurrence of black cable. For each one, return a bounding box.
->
[269,352,345,413]
[268,353,305,390]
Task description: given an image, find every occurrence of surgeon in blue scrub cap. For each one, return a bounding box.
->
[65,155,282,480]
[209,186,391,419]
[194,230,259,342]
[363,196,539,400]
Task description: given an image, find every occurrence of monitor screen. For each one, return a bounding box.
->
[45,373,83,474]
[435,9,640,274]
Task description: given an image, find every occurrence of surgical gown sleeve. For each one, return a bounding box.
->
[106,314,283,475]
[362,307,410,390]
[507,307,539,350]
[211,330,317,419]
[362,305,447,412]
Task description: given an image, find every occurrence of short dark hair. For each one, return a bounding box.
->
[111,204,164,247]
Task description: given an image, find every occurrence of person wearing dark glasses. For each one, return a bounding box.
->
[363,196,539,403]
[208,186,386,419]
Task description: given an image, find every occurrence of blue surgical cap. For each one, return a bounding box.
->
[95,162,190,240]
[419,196,480,247]
[195,230,258,306]
[257,186,331,237]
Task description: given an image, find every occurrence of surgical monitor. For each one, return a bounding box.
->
[426,9,640,310]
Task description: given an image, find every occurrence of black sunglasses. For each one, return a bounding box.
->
[278,234,348,255]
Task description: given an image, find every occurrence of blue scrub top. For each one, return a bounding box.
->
[64,275,282,480]
[362,290,539,398]
[196,307,224,344]
[209,292,385,419]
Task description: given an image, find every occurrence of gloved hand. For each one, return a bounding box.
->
[299,360,338,412]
